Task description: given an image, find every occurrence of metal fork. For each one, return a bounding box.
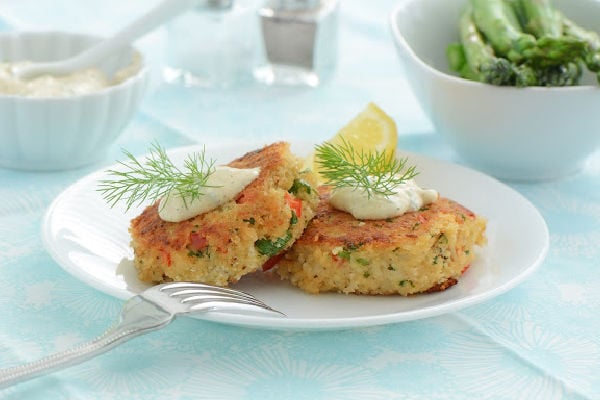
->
[0,282,283,389]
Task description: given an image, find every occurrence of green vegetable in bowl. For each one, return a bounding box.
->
[447,0,595,87]
[513,63,538,86]
[454,6,516,85]
[518,0,563,38]
[562,13,600,81]
[470,0,536,62]
[537,62,582,86]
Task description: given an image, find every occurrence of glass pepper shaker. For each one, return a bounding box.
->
[254,0,339,87]
[164,0,261,88]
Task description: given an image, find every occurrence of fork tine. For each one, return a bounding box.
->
[156,282,285,316]
[170,290,271,309]
[166,288,267,305]
[187,297,285,315]
[159,282,260,301]
[178,293,270,309]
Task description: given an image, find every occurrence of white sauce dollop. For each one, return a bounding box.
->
[329,179,438,220]
[158,166,260,223]
[0,54,141,97]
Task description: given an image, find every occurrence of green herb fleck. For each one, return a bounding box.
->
[388,265,396,271]
[243,217,256,225]
[356,258,370,266]
[255,231,293,257]
[399,280,415,288]
[289,210,298,226]
[346,243,362,251]
[335,243,364,261]
[188,248,208,259]
[437,233,448,245]
[363,271,371,278]
[288,178,313,195]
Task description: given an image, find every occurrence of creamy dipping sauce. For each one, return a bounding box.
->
[329,179,438,220]
[0,54,141,97]
[158,166,260,222]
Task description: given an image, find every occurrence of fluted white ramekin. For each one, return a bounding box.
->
[0,31,149,171]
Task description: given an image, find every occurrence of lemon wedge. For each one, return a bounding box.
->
[306,102,398,183]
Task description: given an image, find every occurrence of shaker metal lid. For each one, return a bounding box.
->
[275,0,320,10]
[203,0,234,9]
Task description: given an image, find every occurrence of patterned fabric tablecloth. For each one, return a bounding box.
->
[0,1,599,399]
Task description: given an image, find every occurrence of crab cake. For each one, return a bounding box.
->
[277,186,486,295]
[129,142,318,287]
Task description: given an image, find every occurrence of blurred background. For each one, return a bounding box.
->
[0,0,448,158]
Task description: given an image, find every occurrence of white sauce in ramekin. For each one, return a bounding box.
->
[0,54,141,97]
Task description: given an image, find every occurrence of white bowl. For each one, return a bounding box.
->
[389,0,600,181]
[0,31,148,171]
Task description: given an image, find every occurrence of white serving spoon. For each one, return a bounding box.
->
[12,0,202,80]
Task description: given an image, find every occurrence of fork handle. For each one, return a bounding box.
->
[0,297,172,389]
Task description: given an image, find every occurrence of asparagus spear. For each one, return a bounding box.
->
[562,13,600,76]
[446,43,479,80]
[514,63,538,86]
[519,0,563,38]
[448,0,588,87]
[472,0,585,66]
[458,6,515,85]
[517,0,586,68]
[446,42,467,73]
[470,0,536,62]
[536,62,582,86]
[459,59,481,82]
[521,36,586,67]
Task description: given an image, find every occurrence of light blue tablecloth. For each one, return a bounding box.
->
[1,1,599,399]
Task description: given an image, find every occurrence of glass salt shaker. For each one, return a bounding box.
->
[164,0,261,88]
[254,0,339,87]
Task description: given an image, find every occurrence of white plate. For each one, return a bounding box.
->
[42,140,549,330]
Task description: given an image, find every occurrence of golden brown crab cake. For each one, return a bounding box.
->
[129,142,318,287]
[277,186,487,295]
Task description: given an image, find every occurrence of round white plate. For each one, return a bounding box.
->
[42,140,549,330]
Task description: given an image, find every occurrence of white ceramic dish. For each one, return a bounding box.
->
[389,0,600,181]
[0,31,148,171]
[42,141,549,330]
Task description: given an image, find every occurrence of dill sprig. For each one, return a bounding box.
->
[314,138,418,198]
[97,142,216,211]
